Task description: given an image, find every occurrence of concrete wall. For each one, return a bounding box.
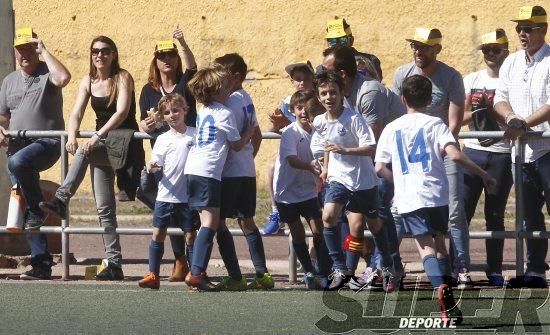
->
[11,0,532,194]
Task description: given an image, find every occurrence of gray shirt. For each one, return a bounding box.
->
[0,61,64,131]
[344,73,406,126]
[392,61,464,126]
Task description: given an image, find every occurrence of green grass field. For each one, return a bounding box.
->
[1,282,549,334]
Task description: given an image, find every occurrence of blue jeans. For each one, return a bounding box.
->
[463,148,513,274]
[514,152,550,274]
[7,138,60,268]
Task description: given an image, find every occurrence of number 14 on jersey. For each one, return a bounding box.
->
[395,128,431,174]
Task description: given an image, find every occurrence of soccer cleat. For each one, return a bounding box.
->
[487,272,505,287]
[382,267,400,293]
[39,197,67,220]
[357,267,381,288]
[304,272,323,290]
[20,267,52,280]
[247,273,275,289]
[261,211,284,235]
[168,256,189,282]
[347,275,368,292]
[24,211,45,231]
[185,272,222,292]
[437,284,463,326]
[138,272,160,290]
[327,269,349,291]
[457,268,474,289]
[95,262,124,281]
[219,276,247,291]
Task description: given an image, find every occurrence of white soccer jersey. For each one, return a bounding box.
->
[375,113,456,214]
[184,102,241,180]
[311,108,378,191]
[222,89,259,178]
[274,122,318,204]
[151,127,196,203]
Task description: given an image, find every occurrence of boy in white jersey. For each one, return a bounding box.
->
[184,67,254,291]
[375,75,496,325]
[263,61,315,235]
[213,53,274,290]
[311,71,396,291]
[138,94,196,290]
[274,90,331,289]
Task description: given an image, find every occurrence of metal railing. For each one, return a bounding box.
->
[1,129,549,282]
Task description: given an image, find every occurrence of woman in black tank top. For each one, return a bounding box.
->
[40,36,136,281]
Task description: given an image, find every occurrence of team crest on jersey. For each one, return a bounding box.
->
[187,140,194,149]
[338,126,347,136]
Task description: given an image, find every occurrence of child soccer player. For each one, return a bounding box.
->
[375,75,496,324]
[184,67,255,291]
[138,93,196,290]
[311,71,397,291]
[263,61,315,235]
[274,90,331,289]
[213,53,274,290]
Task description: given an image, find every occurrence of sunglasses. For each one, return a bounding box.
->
[410,42,432,52]
[156,51,178,60]
[327,36,349,47]
[91,47,112,56]
[515,25,542,34]
[481,46,505,55]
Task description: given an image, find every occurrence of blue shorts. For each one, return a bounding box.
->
[402,206,449,237]
[186,175,221,210]
[276,197,321,223]
[324,181,379,218]
[220,177,256,219]
[153,201,196,232]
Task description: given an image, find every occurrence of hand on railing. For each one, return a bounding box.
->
[66,135,78,155]
[504,114,527,141]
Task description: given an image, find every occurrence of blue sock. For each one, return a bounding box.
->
[245,229,268,277]
[346,251,361,273]
[169,235,186,259]
[292,240,314,273]
[438,254,452,285]
[313,235,332,276]
[324,226,346,271]
[371,225,394,270]
[216,229,242,280]
[186,244,194,269]
[148,240,164,275]
[423,254,444,288]
[191,227,215,276]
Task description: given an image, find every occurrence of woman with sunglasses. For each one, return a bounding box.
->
[138,25,197,282]
[40,35,139,280]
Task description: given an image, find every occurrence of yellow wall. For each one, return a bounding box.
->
[12,0,532,194]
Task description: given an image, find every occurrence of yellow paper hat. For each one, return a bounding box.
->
[326,18,352,39]
[406,27,442,46]
[479,29,508,47]
[14,27,36,47]
[511,5,547,23]
[154,40,177,54]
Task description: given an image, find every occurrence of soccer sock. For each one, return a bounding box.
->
[216,229,242,280]
[324,226,346,271]
[169,235,185,259]
[423,254,444,288]
[438,254,452,285]
[148,240,164,275]
[292,240,314,274]
[371,225,394,270]
[313,235,332,276]
[346,250,361,273]
[245,229,268,277]
[191,227,215,276]
[186,244,194,269]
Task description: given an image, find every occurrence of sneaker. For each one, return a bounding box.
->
[247,273,275,289]
[357,267,381,288]
[219,276,247,291]
[457,268,474,289]
[437,284,463,326]
[261,211,284,235]
[382,267,399,293]
[508,272,548,288]
[20,267,52,280]
[185,272,222,292]
[348,275,368,292]
[487,272,505,287]
[327,269,349,291]
[95,262,124,281]
[24,211,44,231]
[138,272,160,289]
[39,197,67,219]
[305,272,323,290]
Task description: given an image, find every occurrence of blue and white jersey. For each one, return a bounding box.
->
[184,102,240,181]
[222,89,259,177]
[375,113,456,214]
[311,108,378,191]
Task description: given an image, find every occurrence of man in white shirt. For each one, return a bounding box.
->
[494,5,550,288]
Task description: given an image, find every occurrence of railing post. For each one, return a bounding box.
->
[288,233,297,283]
[60,134,70,280]
[514,137,525,278]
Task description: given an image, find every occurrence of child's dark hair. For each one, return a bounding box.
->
[313,70,344,94]
[305,96,325,121]
[214,53,247,82]
[187,67,230,104]
[290,90,314,112]
[158,93,189,115]
[402,75,432,109]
